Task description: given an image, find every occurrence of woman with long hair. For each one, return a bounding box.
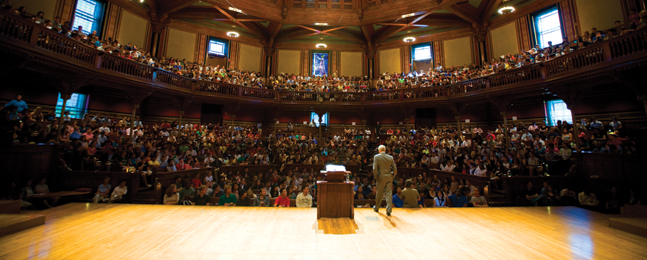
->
[163,184,179,205]
[434,190,446,207]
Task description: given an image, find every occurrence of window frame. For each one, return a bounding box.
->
[544,99,572,126]
[72,0,105,35]
[56,93,89,119]
[412,43,433,61]
[530,5,564,49]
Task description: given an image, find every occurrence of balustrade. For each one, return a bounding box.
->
[1,9,646,106]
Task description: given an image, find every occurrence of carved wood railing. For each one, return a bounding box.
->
[1,9,647,106]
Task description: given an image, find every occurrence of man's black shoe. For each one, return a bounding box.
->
[386,212,391,216]
[373,206,378,213]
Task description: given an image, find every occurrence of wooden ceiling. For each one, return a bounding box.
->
[143,0,538,46]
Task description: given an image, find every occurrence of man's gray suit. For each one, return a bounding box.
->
[373,152,397,214]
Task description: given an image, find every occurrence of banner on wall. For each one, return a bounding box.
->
[312,52,329,77]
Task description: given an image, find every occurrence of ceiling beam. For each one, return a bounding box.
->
[377,23,428,27]
[160,0,201,15]
[210,4,266,39]
[267,22,283,41]
[445,3,480,25]
[481,0,503,22]
[360,25,374,46]
[322,29,365,43]
[373,26,407,43]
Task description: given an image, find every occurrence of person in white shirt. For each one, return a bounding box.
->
[295,187,313,207]
[441,161,456,172]
[470,188,488,207]
[110,180,128,203]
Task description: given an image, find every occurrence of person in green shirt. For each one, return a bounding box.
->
[401,180,421,208]
[219,185,237,206]
[178,181,195,201]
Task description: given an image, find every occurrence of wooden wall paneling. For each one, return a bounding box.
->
[303,49,310,76]
[103,2,121,41]
[515,19,522,53]
[470,37,476,65]
[433,40,443,68]
[114,8,124,44]
[331,50,337,75]
[559,0,578,41]
[54,0,76,24]
[568,0,581,37]
[517,16,532,51]
[230,41,239,70]
[196,34,208,65]
[401,45,410,73]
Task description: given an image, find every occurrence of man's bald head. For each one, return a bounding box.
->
[378,145,386,152]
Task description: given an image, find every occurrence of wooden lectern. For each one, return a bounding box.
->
[317,166,354,219]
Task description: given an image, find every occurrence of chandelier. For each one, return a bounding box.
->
[403,37,415,43]
[316,43,327,48]
[498,6,515,14]
[498,0,515,15]
[227,24,239,37]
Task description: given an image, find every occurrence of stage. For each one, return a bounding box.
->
[0,203,646,259]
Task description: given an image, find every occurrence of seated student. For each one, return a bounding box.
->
[219,185,237,206]
[236,190,253,206]
[193,186,211,206]
[93,177,112,203]
[401,180,421,208]
[578,189,599,208]
[418,190,426,208]
[163,184,180,205]
[253,188,271,207]
[190,173,202,189]
[470,188,488,207]
[178,181,195,204]
[522,182,542,205]
[296,186,313,207]
[434,190,447,207]
[392,186,404,208]
[274,188,290,207]
[110,180,128,203]
[34,178,59,208]
[448,187,470,207]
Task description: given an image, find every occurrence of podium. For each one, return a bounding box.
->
[317,167,354,219]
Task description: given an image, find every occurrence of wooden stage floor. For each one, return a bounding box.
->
[1,203,646,260]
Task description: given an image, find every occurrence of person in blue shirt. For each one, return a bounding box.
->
[4,95,28,119]
[392,186,404,208]
[448,187,470,207]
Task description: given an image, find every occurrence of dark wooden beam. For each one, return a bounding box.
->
[360,25,374,46]
[446,3,480,25]
[160,0,201,15]
[210,4,266,39]
[377,23,428,27]
[373,26,407,43]
[268,22,283,41]
[481,0,503,22]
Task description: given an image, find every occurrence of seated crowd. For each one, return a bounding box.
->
[3,93,641,210]
[3,3,646,93]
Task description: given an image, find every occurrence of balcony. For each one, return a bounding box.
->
[1,9,647,108]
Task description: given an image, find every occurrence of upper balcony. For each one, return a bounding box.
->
[1,9,647,109]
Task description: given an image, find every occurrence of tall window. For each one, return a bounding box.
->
[533,6,563,48]
[545,100,572,126]
[56,93,88,119]
[310,112,329,127]
[208,40,227,56]
[413,44,432,61]
[312,52,329,77]
[73,0,105,35]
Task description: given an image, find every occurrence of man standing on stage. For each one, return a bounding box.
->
[373,145,397,216]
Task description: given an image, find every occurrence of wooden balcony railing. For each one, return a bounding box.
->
[2,9,647,106]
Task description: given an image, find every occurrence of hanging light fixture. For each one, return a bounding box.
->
[498,0,515,15]
[403,25,415,43]
[227,24,239,37]
[316,36,327,48]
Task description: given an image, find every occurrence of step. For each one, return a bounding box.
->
[0,214,46,237]
[0,200,21,214]
[609,218,647,238]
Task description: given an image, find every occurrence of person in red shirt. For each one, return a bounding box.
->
[190,173,202,189]
[274,188,290,207]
